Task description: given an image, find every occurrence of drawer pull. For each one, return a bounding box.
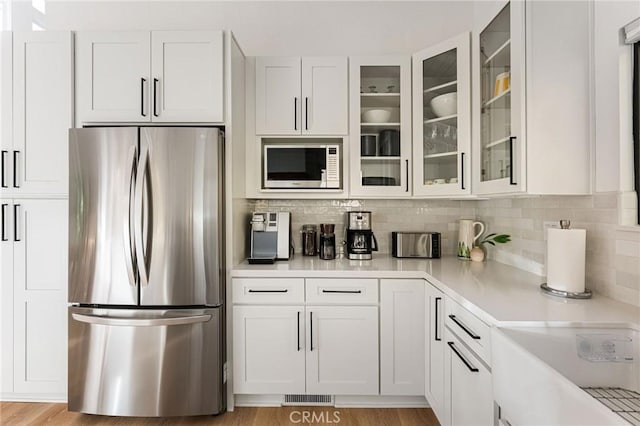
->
[310,311,314,351]
[297,311,301,351]
[248,289,288,293]
[321,289,362,294]
[448,314,481,340]
[448,341,479,372]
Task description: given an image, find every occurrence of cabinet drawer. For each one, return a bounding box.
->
[233,278,304,304]
[305,278,378,304]
[445,298,491,364]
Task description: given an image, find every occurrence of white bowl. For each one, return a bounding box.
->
[361,108,393,123]
[430,92,457,118]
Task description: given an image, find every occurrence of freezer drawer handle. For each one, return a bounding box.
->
[71,313,211,327]
[321,289,362,294]
[248,289,288,293]
[447,341,479,372]
[448,314,481,340]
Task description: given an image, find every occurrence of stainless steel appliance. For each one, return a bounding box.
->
[392,232,441,258]
[263,143,341,189]
[345,211,378,260]
[68,127,225,417]
[319,223,336,260]
[248,211,291,263]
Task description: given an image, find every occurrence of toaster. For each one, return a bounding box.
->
[392,232,441,259]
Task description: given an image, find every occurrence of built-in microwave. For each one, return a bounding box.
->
[263,143,341,189]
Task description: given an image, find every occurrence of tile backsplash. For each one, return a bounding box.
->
[254,192,640,307]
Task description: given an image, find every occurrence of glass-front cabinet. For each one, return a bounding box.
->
[349,56,411,197]
[473,1,525,195]
[412,33,471,197]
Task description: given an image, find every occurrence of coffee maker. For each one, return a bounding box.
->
[248,212,291,264]
[345,211,378,260]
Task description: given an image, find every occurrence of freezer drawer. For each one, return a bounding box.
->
[68,307,224,417]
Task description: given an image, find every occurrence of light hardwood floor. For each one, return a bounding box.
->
[0,403,439,425]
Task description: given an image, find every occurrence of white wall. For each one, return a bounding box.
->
[593,0,639,193]
[9,1,474,55]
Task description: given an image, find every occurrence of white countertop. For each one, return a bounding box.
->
[232,255,640,328]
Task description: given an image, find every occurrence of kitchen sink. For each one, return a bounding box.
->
[492,326,639,425]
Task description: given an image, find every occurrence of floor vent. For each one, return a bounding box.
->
[283,394,334,406]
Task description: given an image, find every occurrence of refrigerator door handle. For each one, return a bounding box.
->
[72,313,212,327]
[124,144,137,287]
[134,143,149,287]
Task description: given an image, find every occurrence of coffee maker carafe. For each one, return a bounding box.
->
[345,211,378,260]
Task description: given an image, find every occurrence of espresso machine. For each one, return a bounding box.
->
[345,211,378,260]
[248,212,291,264]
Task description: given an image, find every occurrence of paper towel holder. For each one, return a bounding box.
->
[541,219,592,299]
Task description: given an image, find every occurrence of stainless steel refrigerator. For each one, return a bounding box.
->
[67,127,225,417]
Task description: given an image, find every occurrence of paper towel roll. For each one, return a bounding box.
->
[547,227,586,293]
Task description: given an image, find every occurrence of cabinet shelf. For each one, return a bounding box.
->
[482,89,511,109]
[484,136,510,149]
[361,156,402,161]
[360,93,401,107]
[424,114,457,125]
[424,80,457,95]
[424,151,457,159]
[483,39,511,67]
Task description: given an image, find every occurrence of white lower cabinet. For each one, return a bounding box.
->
[232,278,378,396]
[425,283,446,420]
[380,279,425,395]
[445,328,493,426]
[306,305,378,395]
[233,305,305,394]
[1,198,68,399]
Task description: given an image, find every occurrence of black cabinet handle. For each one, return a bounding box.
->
[294,97,298,130]
[1,150,7,188]
[321,289,362,294]
[461,152,466,190]
[509,136,516,185]
[13,204,20,242]
[448,315,481,340]
[310,311,313,351]
[1,203,7,241]
[12,151,19,188]
[448,341,479,372]
[434,297,442,341]
[141,78,147,117]
[297,311,301,351]
[405,159,409,192]
[153,78,159,117]
[305,97,309,130]
[247,289,288,293]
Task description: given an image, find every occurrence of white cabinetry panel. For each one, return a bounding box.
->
[380,279,425,395]
[76,31,150,123]
[151,31,223,123]
[255,57,301,135]
[425,283,446,421]
[233,305,305,394]
[306,305,378,395]
[301,57,348,135]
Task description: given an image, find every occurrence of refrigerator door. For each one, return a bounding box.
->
[137,127,223,306]
[68,306,224,416]
[69,128,139,305]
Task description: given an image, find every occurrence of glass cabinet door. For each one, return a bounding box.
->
[349,57,411,197]
[413,33,471,197]
[474,1,523,194]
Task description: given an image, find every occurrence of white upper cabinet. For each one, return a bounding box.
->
[151,31,223,123]
[255,56,347,135]
[3,32,73,197]
[472,0,591,196]
[76,31,223,124]
[349,56,412,197]
[76,32,150,123]
[413,33,471,197]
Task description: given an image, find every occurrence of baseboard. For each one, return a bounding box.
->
[234,394,429,408]
[1,393,66,403]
